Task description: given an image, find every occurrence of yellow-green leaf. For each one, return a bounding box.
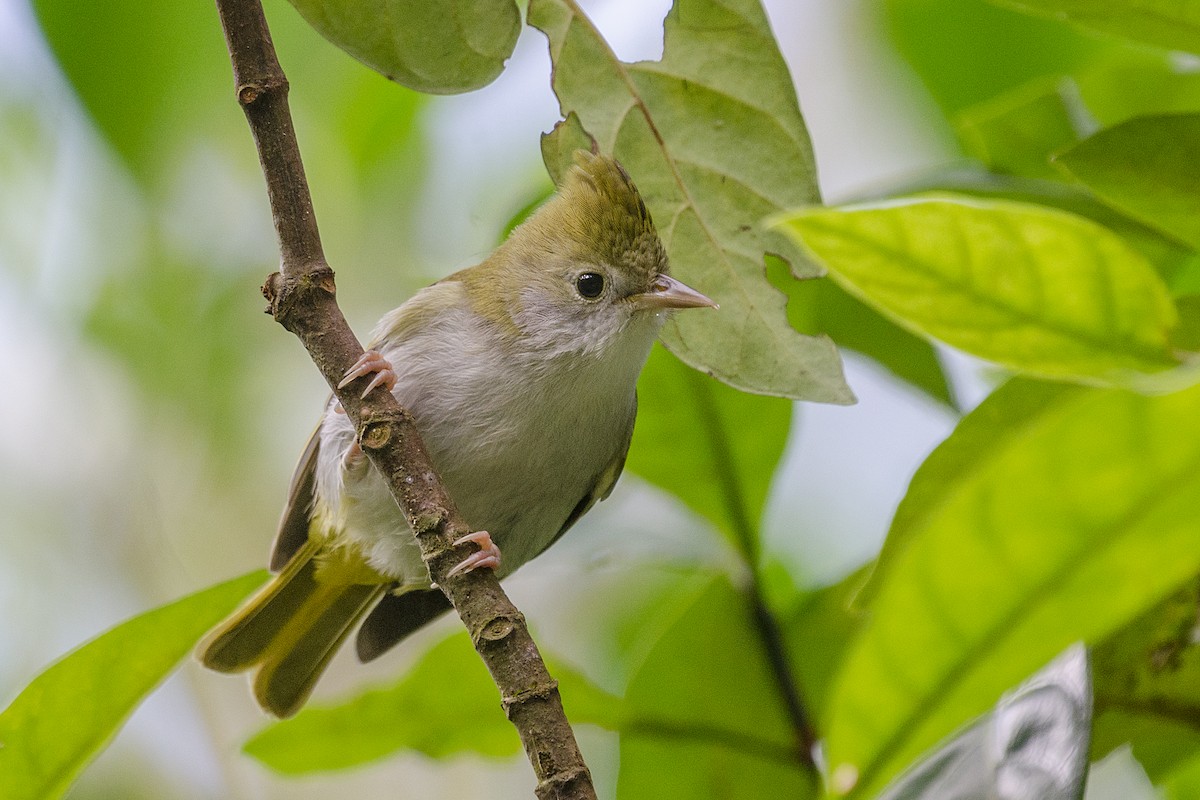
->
[777,196,1181,386]
[825,382,1200,798]
[0,571,266,800]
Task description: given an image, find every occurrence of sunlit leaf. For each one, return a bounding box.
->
[824,382,1200,798]
[886,169,1200,296]
[0,571,266,800]
[285,0,520,94]
[530,0,852,403]
[777,196,1181,386]
[617,575,814,798]
[1056,114,1200,250]
[989,0,1200,56]
[627,344,791,561]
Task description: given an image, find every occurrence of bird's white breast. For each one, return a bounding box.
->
[314,282,658,587]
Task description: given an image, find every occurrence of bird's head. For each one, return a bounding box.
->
[464,151,715,359]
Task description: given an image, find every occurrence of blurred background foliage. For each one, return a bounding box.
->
[3,0,1200,798]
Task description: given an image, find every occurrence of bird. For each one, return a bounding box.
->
[198,151,716,717]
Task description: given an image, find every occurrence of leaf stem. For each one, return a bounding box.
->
[687,369,819,775]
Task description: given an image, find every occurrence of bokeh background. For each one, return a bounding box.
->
[0,0,988,796]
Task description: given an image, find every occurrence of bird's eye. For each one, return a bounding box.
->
[575,272,605,299]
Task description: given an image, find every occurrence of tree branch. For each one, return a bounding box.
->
[211,1,596,797]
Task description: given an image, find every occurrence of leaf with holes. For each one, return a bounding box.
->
[529,0,852,403]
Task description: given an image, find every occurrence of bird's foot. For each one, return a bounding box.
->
[342,440,366,470]
[446,530,502,578]
[338,349,398,399]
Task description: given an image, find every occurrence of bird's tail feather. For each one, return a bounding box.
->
[197,540,383,718]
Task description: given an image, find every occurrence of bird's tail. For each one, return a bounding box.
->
[198,539,384,718]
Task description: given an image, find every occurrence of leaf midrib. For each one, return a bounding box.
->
[796,213,1175,369]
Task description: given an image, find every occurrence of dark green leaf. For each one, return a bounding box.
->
[780,566,867,728]
[1056,114,1200,250]
[285,0,520,94]
[824,382,1200,798]
[777,197,1181,386]
[0,572,266,800]
[627,345,791,561]
[884,0,1105,114]
[530,0,852,403]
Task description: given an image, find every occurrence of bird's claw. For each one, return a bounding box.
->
[338,350,398,399]
[446,530,501,578]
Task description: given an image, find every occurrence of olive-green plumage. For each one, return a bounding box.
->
[198,151,714,718]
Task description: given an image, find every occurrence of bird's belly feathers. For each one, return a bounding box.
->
[314,308,641,586]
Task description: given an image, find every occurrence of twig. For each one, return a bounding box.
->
[211,1,596,797]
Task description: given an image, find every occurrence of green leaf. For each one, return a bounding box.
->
[285,0,520,94]
[31,0,231,180]
[988,1,1200,56]
[617,576,814,798]
[529,0,852,403]
[627,344,791,562]
[856,379,1085,608]
[955,77,1084,180]
[780,567,868,728]
[0,571,266,800]
[1089,580,1200,780]
[1056,114,1200,250]
[84,259,263,449]
[884,0,1105,114]
[778,272,956,408]
[886,169,1200,295]
[823,382,1200,798]
[244,632,519,773]
[776,196,1182,386]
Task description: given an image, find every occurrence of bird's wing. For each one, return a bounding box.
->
[534,393,637,561]
[269,424,321,571]
[269,281,467,572]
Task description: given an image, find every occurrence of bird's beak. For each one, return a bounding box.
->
[632,274,718,310]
